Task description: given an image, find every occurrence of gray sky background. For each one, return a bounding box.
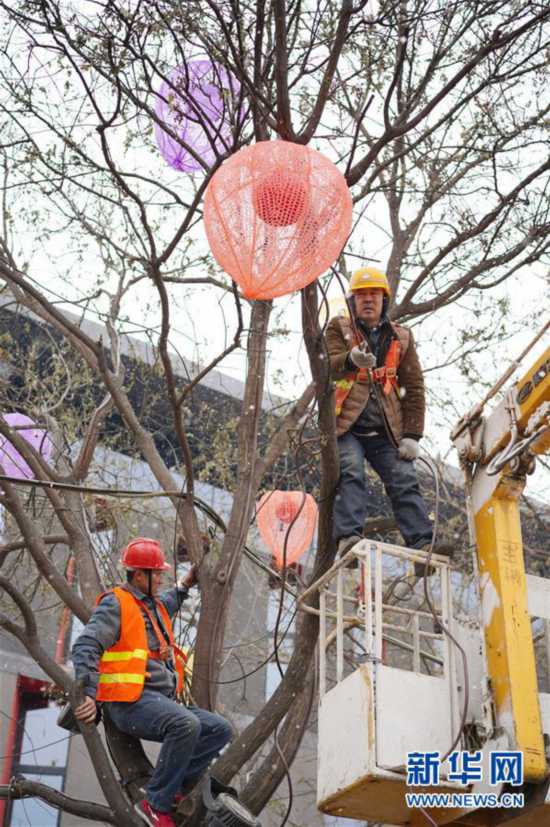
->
[5,11,549,504]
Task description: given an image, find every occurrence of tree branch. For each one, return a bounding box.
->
[0,533,68,566]
[298,0,354,143]
[0,779,116,824]
[273,0,295,139]
[347,6,550,186]
[0,482,90,623]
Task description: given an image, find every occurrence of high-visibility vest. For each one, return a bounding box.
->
[334,337,400,417]
[96,587,186,703]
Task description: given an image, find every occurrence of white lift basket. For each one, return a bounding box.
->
[308,539,550,826]
[304,541,479,825]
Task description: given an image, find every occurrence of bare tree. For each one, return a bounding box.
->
[0,0,548,823]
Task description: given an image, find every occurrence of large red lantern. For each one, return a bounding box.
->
[203,141,352,300]
[256,490,318,570]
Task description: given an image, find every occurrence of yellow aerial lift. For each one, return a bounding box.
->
[311,329,550,826]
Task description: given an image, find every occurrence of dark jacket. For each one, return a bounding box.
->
[72,583,188,701]
[326,314,426,440]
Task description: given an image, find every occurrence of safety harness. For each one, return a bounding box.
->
[334,334,401,417]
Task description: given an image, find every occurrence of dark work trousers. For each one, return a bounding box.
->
[333,431,433,549]
[108,690,232,812]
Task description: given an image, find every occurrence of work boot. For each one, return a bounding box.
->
[135,799,176,827]
[413,542,453,579]
[337,535,363,568]
[173,792,196,818]
[210,776,239,798]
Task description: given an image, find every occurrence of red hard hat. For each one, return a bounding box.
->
[120,538,171,571]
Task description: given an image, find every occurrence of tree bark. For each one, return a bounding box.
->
[192,300,272,709]
[241,660,317,814]
[211,283,338,781]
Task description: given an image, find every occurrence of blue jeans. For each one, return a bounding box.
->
[107,690,233,812]
[334,432,432,549]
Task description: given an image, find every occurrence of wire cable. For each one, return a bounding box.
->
[417,454,470,762]
[419,805,438,826]
[0,473,189,499]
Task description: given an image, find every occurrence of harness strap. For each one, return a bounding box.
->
[372,366,397,382]
[129,593,174,662]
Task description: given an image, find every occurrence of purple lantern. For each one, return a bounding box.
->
[0,413,53,480]
[154,59,242,172]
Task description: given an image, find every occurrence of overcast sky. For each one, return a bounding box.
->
[4,9,549,504]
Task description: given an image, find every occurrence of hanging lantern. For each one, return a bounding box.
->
[154,59,242,172]
[203,141,352,300]
[256,490,318,570]
[0,413,53,479]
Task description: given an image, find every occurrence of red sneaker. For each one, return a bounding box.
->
[135,799,176,827]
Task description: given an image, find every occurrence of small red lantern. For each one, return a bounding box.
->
[256,490,318,570]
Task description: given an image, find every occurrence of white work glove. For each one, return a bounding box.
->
[349,344,376,369]
[398,437,420,461]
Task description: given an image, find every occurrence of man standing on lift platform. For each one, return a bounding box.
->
[326,267,451,574]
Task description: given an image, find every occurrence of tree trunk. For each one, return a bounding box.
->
[211,283,339,782]
[192,300,272,708]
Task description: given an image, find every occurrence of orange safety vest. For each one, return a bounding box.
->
[334,336,400,417]
[96,586,186,703]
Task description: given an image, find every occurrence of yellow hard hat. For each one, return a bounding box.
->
[348,267,391,297]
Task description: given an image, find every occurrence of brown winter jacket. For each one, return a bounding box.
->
[326,314,426,441]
